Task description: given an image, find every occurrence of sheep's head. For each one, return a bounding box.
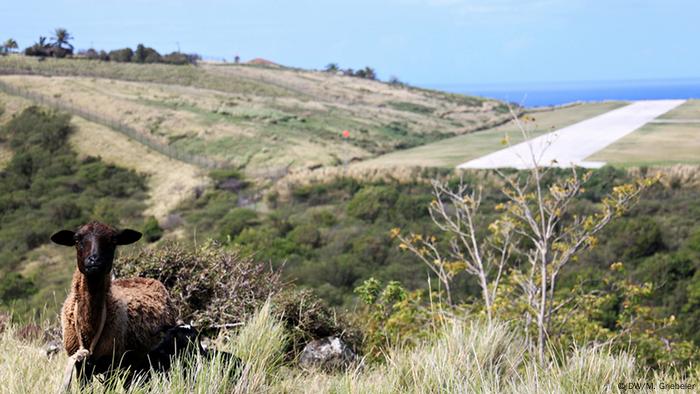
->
[51,222,142,277]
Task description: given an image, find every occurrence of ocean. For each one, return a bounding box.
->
[428,78,700,108]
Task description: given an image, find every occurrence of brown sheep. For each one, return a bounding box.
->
[51,221,177,387]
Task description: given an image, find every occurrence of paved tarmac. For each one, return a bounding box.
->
[457,99,686,169]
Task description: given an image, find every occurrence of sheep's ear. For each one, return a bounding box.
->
[115,229,142,245]
[51,230,76,246]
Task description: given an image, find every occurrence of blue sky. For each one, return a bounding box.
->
[1,0,698,85]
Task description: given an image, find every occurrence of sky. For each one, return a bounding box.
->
[1,0,699,86]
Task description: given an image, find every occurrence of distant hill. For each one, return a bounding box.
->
[245,58,280,67]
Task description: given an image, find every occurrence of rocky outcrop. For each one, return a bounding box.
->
[299,336,356,371]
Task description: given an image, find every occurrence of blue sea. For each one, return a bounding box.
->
[428,78,700,108]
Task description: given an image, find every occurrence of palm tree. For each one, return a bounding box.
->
[3,38,18,54]
[52,28,74,51]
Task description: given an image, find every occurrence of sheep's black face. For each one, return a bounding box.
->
[51,222,142,277]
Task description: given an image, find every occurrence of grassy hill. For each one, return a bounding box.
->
[356,101,627,168]
[0,91,208,220]
[0,55,512,319]
[2,56,700,390]
[362,99,700,168]
[0,56,511,173]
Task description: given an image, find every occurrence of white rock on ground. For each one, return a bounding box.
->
[299,336,356,371]
[458,99,686,169]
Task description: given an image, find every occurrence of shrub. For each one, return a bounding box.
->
[607,217,665,260]
[291,177,361,205]
[142,216,164,242]
[0,273,37,304]
[685,228,700,253]
[312,209,337,227]
[354,278,436,359]
[234,225,298,261]
[115,242,282,329]
[78,48,100,60]
[108,47,133,62]
[581,165,628,202]
[134,44,161,63]
[271,288,361,358]
[347,185,398,222]
[287,223,321,247]
[162,52,201,65]
[209,168,243,182]
[396,194,431,220]
[219,208,258,239]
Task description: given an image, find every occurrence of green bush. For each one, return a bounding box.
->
[685,228,700,253]
[291,177,360,205]
[134,44,161,64]
[581,166,628,202]
[108,47,133,62]
[219,208,258,239]
[234,225,298,261]
[162,52,192,65]
[347,186,398,222]
[312,209,337,227]
[0,273,37,304]
[287,223,321,247]
[396,194,431,220]
[209,168,243,182]
[143,216,164,242]
[354,278,436,359]
[607,218,665,260]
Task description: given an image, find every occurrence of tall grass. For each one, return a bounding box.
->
[0,305,696,393]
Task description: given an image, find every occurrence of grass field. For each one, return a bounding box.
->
[358,101,627,168]
[0,56,511,172]
[587,100,700,166]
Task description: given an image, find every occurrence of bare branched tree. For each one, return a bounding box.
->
[395,107,657,364]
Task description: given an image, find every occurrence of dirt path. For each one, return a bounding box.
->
[458,99,686,169]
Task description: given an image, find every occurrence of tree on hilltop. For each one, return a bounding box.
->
[24,36,51,57]
[134,43,162,63]
[2,38,18,54]
[52,28,73,52]
[361,66,377,80]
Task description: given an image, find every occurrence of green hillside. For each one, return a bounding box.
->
[0,56,511,172]
[2,55,700,386]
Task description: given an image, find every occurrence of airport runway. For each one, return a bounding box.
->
[457,99,686,169]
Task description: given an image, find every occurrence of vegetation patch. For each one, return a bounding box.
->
[115,242,281,328]
[386,101,435,115]
[0,106,148,312]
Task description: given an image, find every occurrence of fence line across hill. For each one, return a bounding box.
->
[0,78,229,170]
